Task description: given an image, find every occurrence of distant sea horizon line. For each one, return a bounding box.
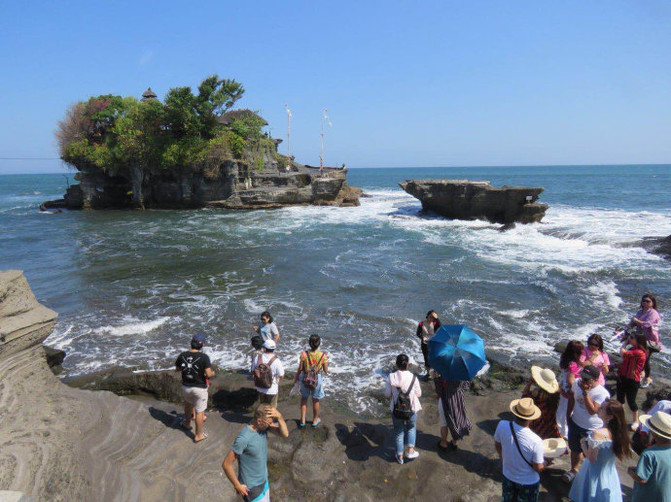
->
[2,162,671,176]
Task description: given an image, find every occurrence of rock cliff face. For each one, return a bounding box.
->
[399,179,548,224]
[53,155,360,211]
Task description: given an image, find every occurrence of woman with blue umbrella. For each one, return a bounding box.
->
[430,325,486,451]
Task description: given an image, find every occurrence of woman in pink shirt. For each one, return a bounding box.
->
[579,334,610,386]
[628,294,661,388]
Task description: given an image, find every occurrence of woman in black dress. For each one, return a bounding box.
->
[416,310,440,378]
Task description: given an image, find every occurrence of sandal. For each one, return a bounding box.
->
[562,470,577,483]
[312,419,322,428]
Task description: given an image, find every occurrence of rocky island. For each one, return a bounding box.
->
[44,76,360,210]
[399,179,548,224]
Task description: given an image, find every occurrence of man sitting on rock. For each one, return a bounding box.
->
[175,333,214,443]
[223,404,289,502]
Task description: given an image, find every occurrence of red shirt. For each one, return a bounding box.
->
[618,348,646,382]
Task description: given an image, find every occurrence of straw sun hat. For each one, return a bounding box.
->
[510,397,542,421]
[531,366,559,394]
[542,438,568,458]
[639,411,671,440]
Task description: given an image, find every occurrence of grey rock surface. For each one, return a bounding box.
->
[399,179,548,224]
[57,152,360,211]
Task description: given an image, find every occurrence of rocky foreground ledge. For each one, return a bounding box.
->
[400,179,548,224]
[1,270,647,502]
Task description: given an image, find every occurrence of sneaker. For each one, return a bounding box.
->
[405,450,420,460]
[396,454,404,464]
[631,422,640,432]
[641,379,652,388]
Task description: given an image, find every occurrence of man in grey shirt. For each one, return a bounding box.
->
[222,404,288,502]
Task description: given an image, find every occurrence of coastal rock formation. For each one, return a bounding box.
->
[47,162,360,211]
[2,271,641,501]
[399,179,548,224]
[638,235,671,260]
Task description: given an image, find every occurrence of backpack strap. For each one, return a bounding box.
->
[397,373,417,393]
[267,356,277,366]
[509,421,534,468]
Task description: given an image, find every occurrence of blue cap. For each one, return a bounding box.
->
[192,333,206,344]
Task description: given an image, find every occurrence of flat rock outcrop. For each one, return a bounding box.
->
[399,179,548,224]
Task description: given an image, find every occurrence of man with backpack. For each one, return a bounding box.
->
[175,333,215,443]
[384,354,422,464]
[251,339,284,409]
[494,397,545,502]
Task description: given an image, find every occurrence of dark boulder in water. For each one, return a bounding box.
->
[638,235,671,260]
[399,179,548,224]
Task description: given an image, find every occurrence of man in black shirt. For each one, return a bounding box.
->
[175,333,214,442]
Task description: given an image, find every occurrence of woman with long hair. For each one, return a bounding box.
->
[616,333,648,426]
[557,341,585,437]
[627,294,661,388]
[569,399,632,502]
[416,310,440,378]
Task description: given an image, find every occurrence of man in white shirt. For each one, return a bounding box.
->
[251,339,284,409]
[564,364,610,482]
[494,397,545,502]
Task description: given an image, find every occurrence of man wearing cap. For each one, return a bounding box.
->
[494,397,545,502]
[175,333,214,443]
[564,364,610,482]
[251,339,284,409]
[629,410,671,501]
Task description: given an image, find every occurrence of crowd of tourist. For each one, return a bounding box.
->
[172,296,667,502]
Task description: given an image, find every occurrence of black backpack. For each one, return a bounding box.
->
[181,353,204,383]
[393,374,417,420]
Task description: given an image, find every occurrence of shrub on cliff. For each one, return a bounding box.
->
[56,75,271,178]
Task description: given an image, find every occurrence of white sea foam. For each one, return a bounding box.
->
[95,316,170,336]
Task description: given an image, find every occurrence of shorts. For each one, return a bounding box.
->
[438,397,447,427]
[182,385,209,413]
[567,416,590,453]
[502,476,539,502]
[300,374,325,400]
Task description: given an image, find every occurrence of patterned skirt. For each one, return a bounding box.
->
[437,380,472,440]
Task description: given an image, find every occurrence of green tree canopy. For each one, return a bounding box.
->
[56,75,273,177]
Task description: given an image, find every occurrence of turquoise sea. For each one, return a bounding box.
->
[1,165,670,414]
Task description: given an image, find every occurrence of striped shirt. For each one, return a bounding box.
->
[619,349,646,382]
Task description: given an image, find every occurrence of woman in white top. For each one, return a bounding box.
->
[384,354,422,464]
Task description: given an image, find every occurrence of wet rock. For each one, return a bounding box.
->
[399,179,548,224]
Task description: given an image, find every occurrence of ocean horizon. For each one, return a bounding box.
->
[1,165,669,416]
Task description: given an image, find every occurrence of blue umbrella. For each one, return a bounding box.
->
[428,324,487,381]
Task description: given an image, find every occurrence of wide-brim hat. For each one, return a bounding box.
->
[640,411,671,440]
[542,438,567,458]
[510,397,542,421]
[531,366,559,394]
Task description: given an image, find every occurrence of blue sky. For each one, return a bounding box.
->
[2,1,671,174]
